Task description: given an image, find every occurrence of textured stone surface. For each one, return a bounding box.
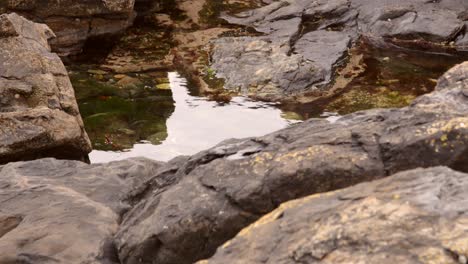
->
[199,166,468,264]
[0,13,91,164]
[0,157,164,263]
[211,0,467,100]
[115,62,468,264]
[211,30,352,100]
[1,0,136,56]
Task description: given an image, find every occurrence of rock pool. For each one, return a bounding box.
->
[85,72,299,163]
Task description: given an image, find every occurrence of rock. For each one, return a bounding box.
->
[0,13,91,164]
[0,157,164,263]
[211,0,467,100]
[1,0,136,56]
[156,83,171,90]
[358,0,464,43]
[134,0,170,18]
[211,30,352,99]
[199,167,468,264]
[101,62,170,74]
[115,62,468,264]
[436,60,468,95]
[154,13,175,27]
[88,69,109,75]
[117,76,143,88]
[210,37,318,99]
[114,74,128,80]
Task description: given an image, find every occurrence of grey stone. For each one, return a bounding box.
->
[211,0,467,100]
[199,166,468,264]
[0,157,164,263]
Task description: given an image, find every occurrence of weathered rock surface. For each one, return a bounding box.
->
[0,0,135,56]
[115,61,468,264]
[211,0,468,100]
[0,13,91,164]
[199,166,468,264]
[0,157,164,263]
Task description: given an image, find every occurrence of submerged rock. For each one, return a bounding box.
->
[0,157,164,263]
[199,166,468,264]
[0,0,135,56]
[211,0,467,100]
[0,13,91,164]
[115,62,468,263]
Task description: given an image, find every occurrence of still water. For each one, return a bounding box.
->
[89,72,298,163]
[78,44,468,163]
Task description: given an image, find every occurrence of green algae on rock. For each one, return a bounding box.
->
[69,66,174,152]
[79,96,173,151]
[326,88,416,115]
[281,40,468,118]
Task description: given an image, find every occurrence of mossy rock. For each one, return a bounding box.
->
[156,77,170,83]
[71,75,117,100]
[156,83,171,90]
[326,88,416,115]
[147,131,169,144]
[281,111,304,121]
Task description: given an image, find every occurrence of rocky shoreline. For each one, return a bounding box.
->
[1,1,468,264]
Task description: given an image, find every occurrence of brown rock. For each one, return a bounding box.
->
[0,157,164,263]
[0,13,91,164]
[3,0,136,56]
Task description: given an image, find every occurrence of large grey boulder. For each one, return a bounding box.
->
[0,0,136,56]
[199,166,468,264]
[0,157,164,263]
[114,62,468,264]
[211,0,467,100]
[0,13,92,164]
[211,30,352,100]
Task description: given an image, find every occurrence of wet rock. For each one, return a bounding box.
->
[101,60,171,73]
[199,166,468,264]
[211,37,318,99]
[117,76,143,88]
[0,13,91,164]
[1,0,135,56]
[154,13,175,27]
[211,0,467,100]
[210,30,352,100]
[115,62,468,264]
[0,157,164,263]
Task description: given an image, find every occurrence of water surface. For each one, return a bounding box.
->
[282,42,468,118]
[89,73,297,163]
[74,43,468,163]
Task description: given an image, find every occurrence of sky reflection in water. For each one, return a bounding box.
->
[90,72,298,163]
